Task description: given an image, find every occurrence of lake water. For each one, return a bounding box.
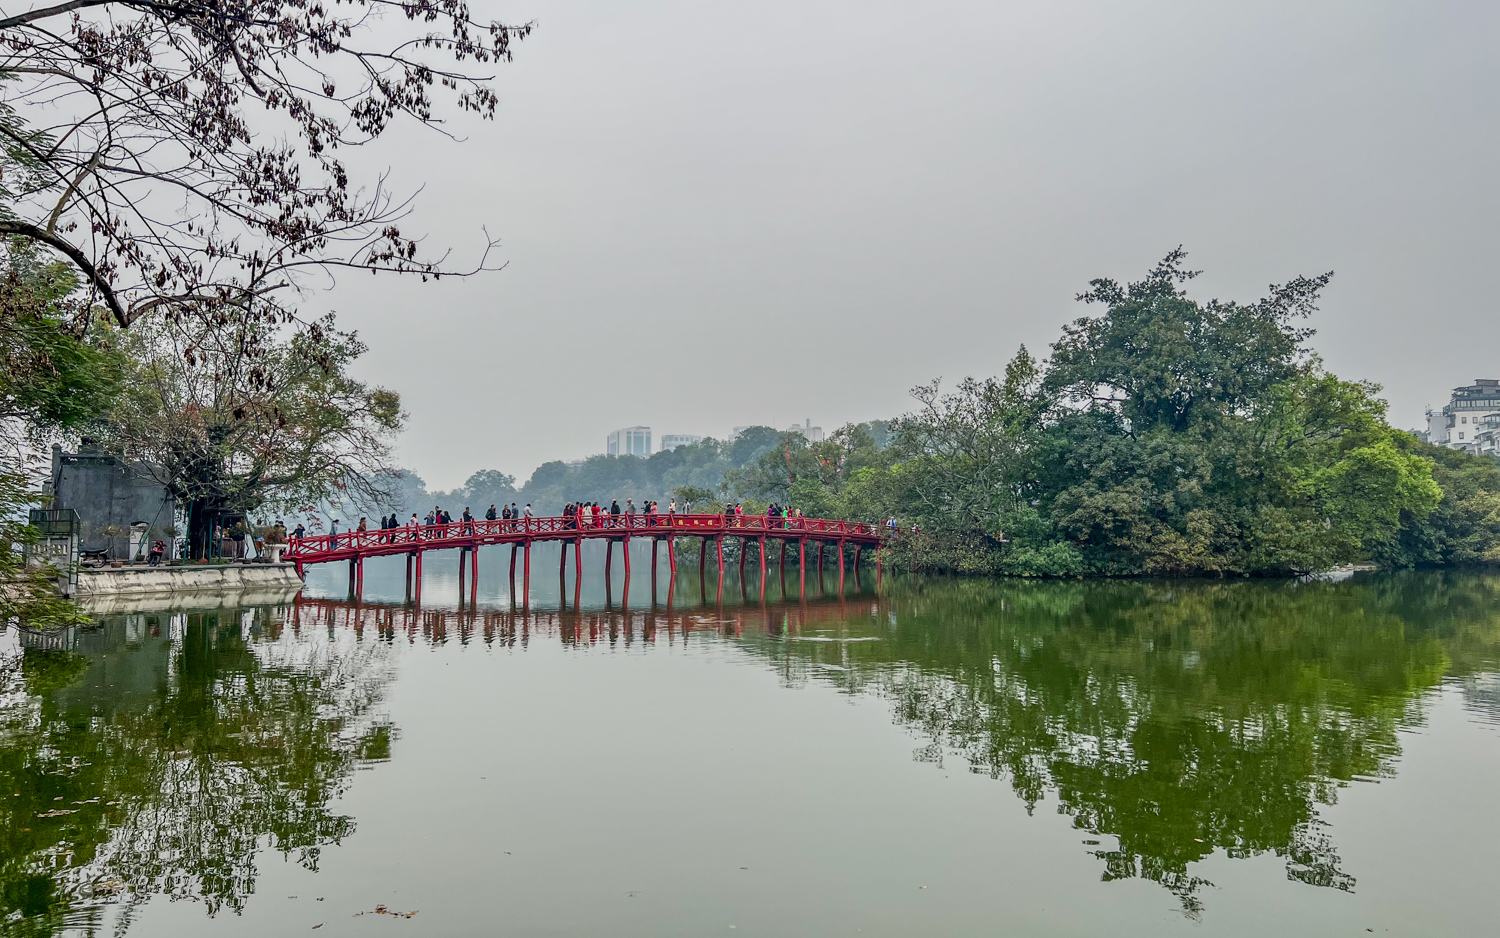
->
[3,551,1498,936]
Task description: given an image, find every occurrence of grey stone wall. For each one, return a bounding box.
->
[49,445,178,559]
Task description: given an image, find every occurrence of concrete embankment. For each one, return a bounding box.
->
[75,563,304,615]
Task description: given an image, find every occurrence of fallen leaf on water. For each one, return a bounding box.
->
[356,903,419,919]
[37,809,78,817]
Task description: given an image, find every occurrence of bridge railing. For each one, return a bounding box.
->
[285,513,884,559]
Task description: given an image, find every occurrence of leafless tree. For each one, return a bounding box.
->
[0,0,530,329]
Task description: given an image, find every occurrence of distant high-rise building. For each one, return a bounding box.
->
[659,434,703,452]
[1426,380,1500,453]
[788,419,824,444]
[607,426,652,457]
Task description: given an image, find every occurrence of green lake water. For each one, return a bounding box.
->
[2,554,1498,936]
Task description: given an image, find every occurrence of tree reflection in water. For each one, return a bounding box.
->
[0,607,395,936]
[729,571,1500,917]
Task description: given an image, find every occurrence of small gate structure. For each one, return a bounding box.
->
[26,508,80,598]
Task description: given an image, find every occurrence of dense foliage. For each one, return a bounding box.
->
[747,252,1499,576]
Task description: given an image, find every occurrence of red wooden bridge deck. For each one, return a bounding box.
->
[286,513,887,604]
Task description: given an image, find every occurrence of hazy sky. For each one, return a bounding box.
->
[314,0,1500,491]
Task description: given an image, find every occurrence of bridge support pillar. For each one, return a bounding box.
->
[667,536,677,577]
[738,538,747,580]
[605,539,613,585]
[471,546,479,602]
[622,536,631,606]
[798,538,806,599]
[509,544,517,600]
[698,538,707,593]
[853,545,862,588]
[523,540,531,608]
[405,553,413,599]
[414,550,423,604]
[651,538,658,594]
[573,538,583,607]
[838,538,846,592]
[758,536,767,600]
[356,557,364,599]
[715,535,724,603]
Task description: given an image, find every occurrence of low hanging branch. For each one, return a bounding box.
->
[0,0,532,328]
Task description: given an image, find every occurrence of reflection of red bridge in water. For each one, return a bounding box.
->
[286,514,887,604]
[288,595,882,650]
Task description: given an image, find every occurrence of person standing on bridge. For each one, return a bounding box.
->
[610,499,621,520]
[523,503,532,519]
[408,514,420,539]
[462,507,474,535]
[486,504,497,522]
[292,522,305,541]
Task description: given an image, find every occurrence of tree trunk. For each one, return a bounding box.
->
[186,499,216,560]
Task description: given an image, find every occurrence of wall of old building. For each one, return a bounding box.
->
[49,445,178,559]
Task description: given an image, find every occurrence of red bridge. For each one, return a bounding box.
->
[285,513,887,604]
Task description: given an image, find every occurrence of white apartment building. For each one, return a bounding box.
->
[1425,379,1500,453]
[659,434,703,452]
[788,419,824,443]
[1473,413,1500,459]
[607,426,652,457]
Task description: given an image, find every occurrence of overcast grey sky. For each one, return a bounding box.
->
[315,0,1500,491]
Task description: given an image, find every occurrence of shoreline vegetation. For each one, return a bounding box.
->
[393,252,1500,580]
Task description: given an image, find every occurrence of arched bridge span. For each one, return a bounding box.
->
[285,513,887,604]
